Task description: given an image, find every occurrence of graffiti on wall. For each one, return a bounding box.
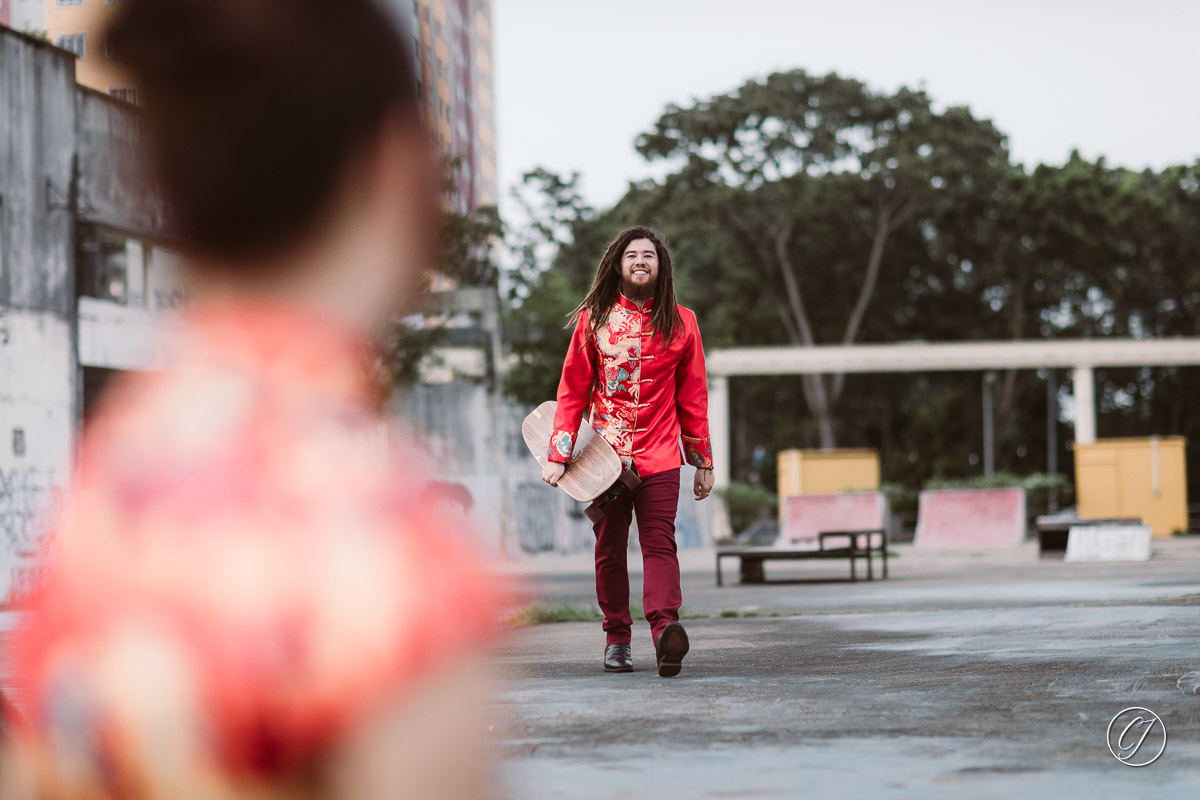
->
[0,466,60,603]
[515,481,560,554]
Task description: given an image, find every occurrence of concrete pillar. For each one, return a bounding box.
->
[709,374,730,488]
[1073,365,1096,446]
[706,374,732,542]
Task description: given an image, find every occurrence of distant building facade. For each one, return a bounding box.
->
[42,0,137,103]
[0,26,178,603]
[28,0,498,209]
[405,0,498,212]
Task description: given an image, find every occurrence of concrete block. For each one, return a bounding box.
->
[1064,524,1152,562]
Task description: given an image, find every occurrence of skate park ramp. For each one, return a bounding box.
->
[780,492,887,550]
[914,488,1026,549]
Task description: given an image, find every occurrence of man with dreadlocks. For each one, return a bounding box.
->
[542,226,714,678]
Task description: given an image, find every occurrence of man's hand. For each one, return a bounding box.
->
[693,467,714,501]
[542,461,567,487]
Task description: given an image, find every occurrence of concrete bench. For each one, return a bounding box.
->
[715,529,888,586]
[1035,515,1142,557]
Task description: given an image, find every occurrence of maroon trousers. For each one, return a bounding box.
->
[593,468,682,645]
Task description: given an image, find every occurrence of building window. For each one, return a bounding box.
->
[57,34,86,59]
[56,0,85,5]
[104,35,121,59]
[76,224,132,305]
[108,87,137,104]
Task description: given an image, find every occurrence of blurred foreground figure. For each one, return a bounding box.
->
[11,1,504,798]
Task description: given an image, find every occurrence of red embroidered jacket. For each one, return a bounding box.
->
[548,293,714,477]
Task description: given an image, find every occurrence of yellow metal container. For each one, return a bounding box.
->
[777,449,880,517]
[1074,436,1188,537]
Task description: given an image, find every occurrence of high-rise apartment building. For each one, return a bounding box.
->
[406,0,498,213]
[43,0,137,103]
[33,0,497,211]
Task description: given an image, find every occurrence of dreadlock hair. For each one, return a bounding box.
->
[569,226,684,343]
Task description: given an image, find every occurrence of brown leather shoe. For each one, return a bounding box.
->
[654,621,689,677]
[603,643,633,672]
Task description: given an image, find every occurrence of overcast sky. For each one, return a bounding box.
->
[493,0,1200,213]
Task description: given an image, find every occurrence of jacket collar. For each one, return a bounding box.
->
[617,293,654,313]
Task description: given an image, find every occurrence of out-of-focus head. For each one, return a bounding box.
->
[106,0,439,321]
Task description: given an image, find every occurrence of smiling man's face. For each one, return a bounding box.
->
[621,237,659,300]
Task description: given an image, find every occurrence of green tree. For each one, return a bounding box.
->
[382,154,504,385]
[634,69,1010,447]
[504,75,1200,502]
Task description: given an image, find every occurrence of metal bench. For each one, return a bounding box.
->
[715,529,888,586]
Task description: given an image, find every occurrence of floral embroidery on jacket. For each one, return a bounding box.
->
[548,430,576,461]
[549,295,712,477]
[682,435,714,470]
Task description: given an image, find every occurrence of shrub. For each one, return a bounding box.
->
[925,472,1073,510]
[716,481,777,535]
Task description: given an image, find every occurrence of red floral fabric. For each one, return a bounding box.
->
[549,294,713,476]
[11,301,506,789]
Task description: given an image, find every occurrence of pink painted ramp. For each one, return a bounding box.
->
[779,492,887,551]
[914,488,1026,549]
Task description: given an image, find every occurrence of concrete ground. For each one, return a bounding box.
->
[488,538,1200,799]
[2,540,1197,798]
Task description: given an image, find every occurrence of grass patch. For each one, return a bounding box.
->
[509,603,786,626]
[507,602,602,627]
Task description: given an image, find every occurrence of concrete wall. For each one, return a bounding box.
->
[74,88,162,233]
[0,27,170,601]
[0,309,71,601]
[0,29,75,315]
[0,30,78,601]
[395,380,715,561]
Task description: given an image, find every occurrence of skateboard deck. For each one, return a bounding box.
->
[522,401,622,503]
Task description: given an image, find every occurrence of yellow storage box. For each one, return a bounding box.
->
[1074,436,1188,537]
[777,449,880,517]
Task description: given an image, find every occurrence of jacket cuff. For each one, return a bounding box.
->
[548,429,577,463]
[682,435,713,469]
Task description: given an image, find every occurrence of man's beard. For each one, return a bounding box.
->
[622,275,655,304]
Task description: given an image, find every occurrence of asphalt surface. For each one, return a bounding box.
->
[3,540,1198,798]
[487,538,1200,799]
